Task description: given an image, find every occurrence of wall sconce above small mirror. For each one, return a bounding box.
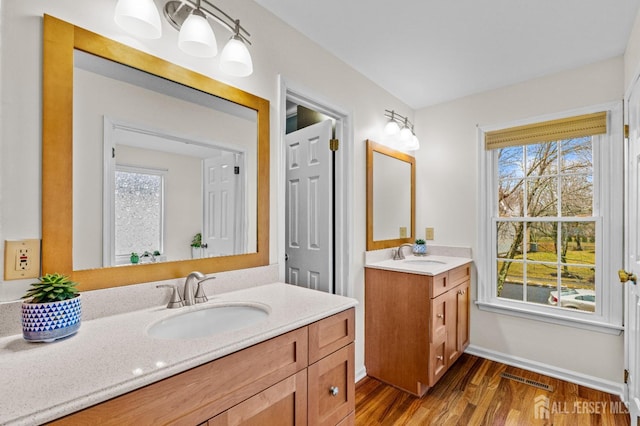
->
[366,140,415,250]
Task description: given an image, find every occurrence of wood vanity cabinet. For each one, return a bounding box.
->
[50,308,355,426]
[365,263,471,397]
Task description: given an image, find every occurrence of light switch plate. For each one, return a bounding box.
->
[4,239,41,280]
[425,227,435,240]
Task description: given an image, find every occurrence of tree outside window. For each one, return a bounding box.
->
[496,137,595,312]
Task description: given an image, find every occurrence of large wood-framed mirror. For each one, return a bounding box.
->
[42,15,269,291]
[366,140,415,250]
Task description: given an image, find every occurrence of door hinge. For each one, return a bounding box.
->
[624,369,629,384]
[329,139,339,152]
[625,124,629,139]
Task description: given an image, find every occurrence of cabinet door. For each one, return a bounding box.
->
[446,281,470,365]
[208,371,307,426]
[456,280,470,353]
[308,343,355,426]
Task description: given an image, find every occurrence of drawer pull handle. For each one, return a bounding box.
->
[330,386,339,396]
[437,314,444,319]
[458,290,466,295]
[436,356,444,361]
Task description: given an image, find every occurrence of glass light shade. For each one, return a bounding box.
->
[406,134,420,151]
[384,119,400,135]
[178,11,218,58]
[220,36,253,77]
[400,126,413,143]
[114,0,162,39]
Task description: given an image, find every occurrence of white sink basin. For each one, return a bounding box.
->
[147,303,270,340]
[403,259,446,265]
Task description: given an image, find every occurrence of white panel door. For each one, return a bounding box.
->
[203,152,241,257]
[285,120,333,292]
[625,78,640,422]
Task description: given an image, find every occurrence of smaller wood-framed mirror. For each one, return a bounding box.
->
[366,140,415,250]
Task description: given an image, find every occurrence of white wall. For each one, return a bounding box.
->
[0,0,412,379]
[413,56,625,383]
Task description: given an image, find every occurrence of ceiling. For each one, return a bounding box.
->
[254,0,640,109]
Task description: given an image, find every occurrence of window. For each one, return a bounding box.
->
[114,166,165,264]
[477,104,623,332]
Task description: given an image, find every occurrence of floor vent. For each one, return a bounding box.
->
[500,372,554,392]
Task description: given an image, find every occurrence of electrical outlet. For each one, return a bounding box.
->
[4,239,41,280]
[399,227,407,238]
[425,227,435,241]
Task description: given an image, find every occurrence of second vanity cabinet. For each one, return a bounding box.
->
[50,309,355,426]
[365,263,471,396]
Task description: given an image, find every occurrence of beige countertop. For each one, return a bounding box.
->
[365,254,472,275]
[0,283,357,425]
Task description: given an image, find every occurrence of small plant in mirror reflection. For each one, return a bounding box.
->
[191,233,202,248]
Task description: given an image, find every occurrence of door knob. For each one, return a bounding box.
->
[618,270,637,284]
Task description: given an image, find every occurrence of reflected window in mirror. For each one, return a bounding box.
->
[366,140,416,250]
[114,166,165,266]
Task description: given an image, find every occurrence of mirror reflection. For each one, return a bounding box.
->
[366,140,415,250]
[372,151,412,240]
[72,51,257,270]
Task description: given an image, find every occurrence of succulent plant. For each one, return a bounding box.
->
[23,273,79,304]
[415,239,426,245]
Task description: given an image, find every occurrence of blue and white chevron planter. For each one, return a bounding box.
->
[21,296,82,342]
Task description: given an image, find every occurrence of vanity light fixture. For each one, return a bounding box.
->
[383,109,420,151]
[114,0,162,39]
[114,0,253,76]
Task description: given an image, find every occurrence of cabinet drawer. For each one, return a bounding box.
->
[428,337,447,386]
[309,308,355,364]
[430,272,450,298]
[51,327,309,426]
[308,343,355,426]
[208,370,308,426]
[430,293,447,342]
[449,263,471,287]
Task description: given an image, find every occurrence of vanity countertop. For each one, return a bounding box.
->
[365,254,472,276]
[0,282,357,425]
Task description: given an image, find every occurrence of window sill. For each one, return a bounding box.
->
[475,300,623,335]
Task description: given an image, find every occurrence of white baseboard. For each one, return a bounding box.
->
[465,344,625,398]
[355,366,367,383]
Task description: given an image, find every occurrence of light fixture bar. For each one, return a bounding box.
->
[384,109,414,131]
[163,0,250,44]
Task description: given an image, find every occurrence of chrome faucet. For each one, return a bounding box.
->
[183,271,206,305]
[157,271,216,308]
[183,271,217,305]
[393,243,414,260]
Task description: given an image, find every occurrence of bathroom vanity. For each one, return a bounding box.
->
[0,283,357,425]
[364,255,472,396]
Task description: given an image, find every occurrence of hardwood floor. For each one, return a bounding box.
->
[355,354,630,426]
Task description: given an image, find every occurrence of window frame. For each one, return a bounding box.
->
[476,102,624,334]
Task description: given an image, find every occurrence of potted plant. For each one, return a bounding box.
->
[21,273,82,342]
[191,233,202,259]
[130,252,140,264]
[413,239,427,255]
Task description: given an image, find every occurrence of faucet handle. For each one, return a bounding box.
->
[195,276,216,304]
[157,285,185,309]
